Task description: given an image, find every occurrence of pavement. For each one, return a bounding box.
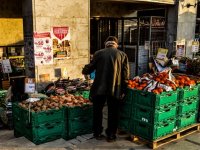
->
[0,107,200,150]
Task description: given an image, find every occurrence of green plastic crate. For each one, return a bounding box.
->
[118,116,131,132]
[133,90,178,108]
[14,129,23,138]
[21,107,65,127]
[134,104,177,124]
[13,103,66,127]
[79,90,90,99]
[119,101,133,118]
[178,86,198,101]
[24,121,64,144]
[66,105,93,119]
[63,117,93,140]
[134,120,177,141]
[124,88,134,104]
[177,111,198,129]
[12,103,22,121]
[178,97,199,115]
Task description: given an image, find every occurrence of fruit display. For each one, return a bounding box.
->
[18,94,92,113]
[128,71,198,94]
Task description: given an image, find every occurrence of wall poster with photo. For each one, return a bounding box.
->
[52,27,71,59]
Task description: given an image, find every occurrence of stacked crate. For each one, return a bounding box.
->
[63,105,93,140]
[13,103,65,144]
[118,88,133,132]
[177,86,199,129]
[13,102,93,144]
[118,89,179,141]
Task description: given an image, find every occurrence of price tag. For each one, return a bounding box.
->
[25,78,36,93]
[192,40,199,53]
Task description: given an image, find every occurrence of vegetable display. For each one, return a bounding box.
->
[18,94,92,113]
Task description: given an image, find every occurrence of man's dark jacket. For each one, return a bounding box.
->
[82,47,129,99]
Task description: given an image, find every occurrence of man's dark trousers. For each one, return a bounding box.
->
[92,95,119,137]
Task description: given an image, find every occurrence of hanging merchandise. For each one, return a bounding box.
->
[33,32,53,65]
[52,27,71,59]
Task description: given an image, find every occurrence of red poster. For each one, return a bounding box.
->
[52,26,71,58]
[53,27,69,40]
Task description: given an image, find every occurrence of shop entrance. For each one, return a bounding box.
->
[90,17,139,78]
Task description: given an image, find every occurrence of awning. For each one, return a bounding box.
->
[95,0,175,5]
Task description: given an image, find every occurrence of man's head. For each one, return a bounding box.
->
[104,36,118,48]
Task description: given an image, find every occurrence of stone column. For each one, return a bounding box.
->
[176,0,198,58]
[22,0,35,78]
[22,0,90,91]
[167,3,178,57]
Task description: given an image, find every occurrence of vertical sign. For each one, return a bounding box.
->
[33,32,53,65]
[176,40,186,58]
[191,40,199,53]
[2,59,12,73]
[25,78,36,93]
[52,27,71,58]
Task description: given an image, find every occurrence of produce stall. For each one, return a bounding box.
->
[118,71,200,149]
[12,78,92,144]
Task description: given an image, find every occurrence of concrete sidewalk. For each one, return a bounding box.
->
[0,129,200,150]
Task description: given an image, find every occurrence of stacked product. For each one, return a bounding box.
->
[118,72,200,141]
[13,94,93,145]
[176,76,199,129]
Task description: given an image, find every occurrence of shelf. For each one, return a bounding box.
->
[9,56,24,59]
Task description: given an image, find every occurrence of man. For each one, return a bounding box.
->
[82,36,129,142]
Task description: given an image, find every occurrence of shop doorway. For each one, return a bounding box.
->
[90,17,139,78]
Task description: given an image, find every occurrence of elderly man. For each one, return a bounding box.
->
[82,36,129,142]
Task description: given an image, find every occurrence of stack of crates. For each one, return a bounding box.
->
[63,105,93,140]
[13,103,65,145]
[120,89,179,141]
[177,86,199,129]
[118,88,133,132]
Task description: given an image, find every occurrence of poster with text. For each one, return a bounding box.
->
[33,32,53,65]
[52,27,71,59]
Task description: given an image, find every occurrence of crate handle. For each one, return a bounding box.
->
[166,93,172,96]
[187,102,192,105]
[139,108,148,112]
[163,123,169,127]
[140,92,147,96]
[165,108,171,112]
[45,123,55,129]
[186,115,191,118]
[139,123,146,127]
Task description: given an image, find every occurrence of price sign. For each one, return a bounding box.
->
[25,78,36,93]
[2,59,12,73]
[192,40,199,53]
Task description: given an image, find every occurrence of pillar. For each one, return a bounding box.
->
[176,0,198,58]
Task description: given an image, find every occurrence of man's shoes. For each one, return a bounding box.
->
[93,134,105,140]
[106,135,116,142]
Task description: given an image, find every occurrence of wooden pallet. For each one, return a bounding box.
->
[132,123,200,149]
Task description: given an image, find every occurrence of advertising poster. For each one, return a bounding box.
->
[176,40,185,58]
[33,32,53,65]
[52,27,71,58]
